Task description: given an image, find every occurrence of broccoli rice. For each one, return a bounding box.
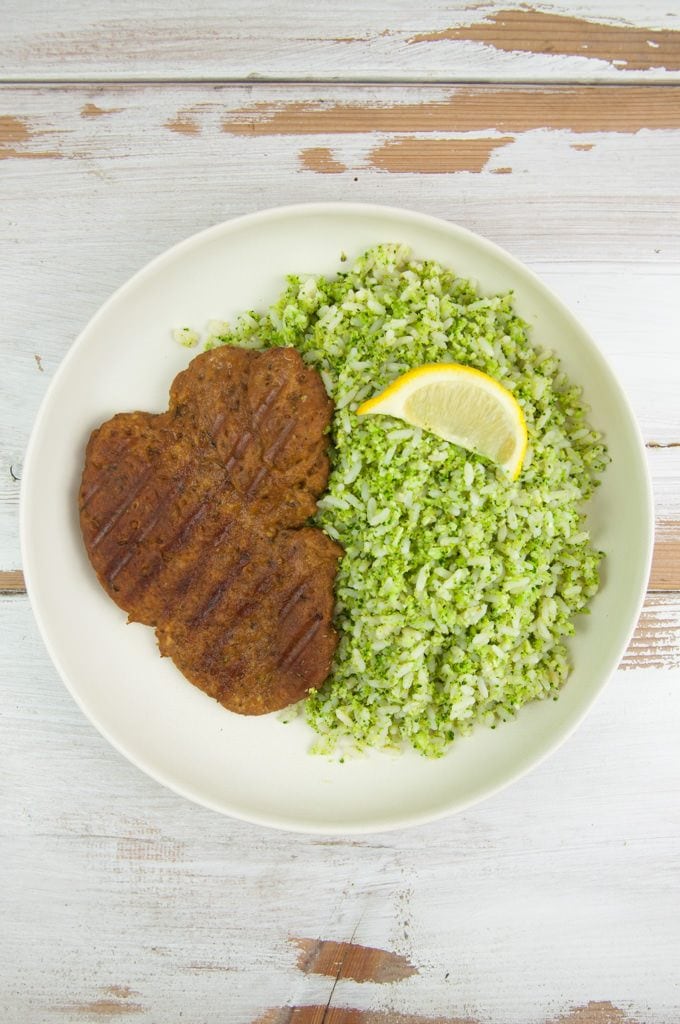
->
[206,243,608,757]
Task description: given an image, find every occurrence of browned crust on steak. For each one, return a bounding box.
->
[79,346,342,715]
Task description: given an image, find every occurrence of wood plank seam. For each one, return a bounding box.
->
[3,74,680,86]
[2,3,680,85]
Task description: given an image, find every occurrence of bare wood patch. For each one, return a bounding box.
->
[253,1009,476,1024]
[116,835,184,863]
[548,1000,641,1024]
[254,1004,641,1024]
[409,10,680,73]
[649,519,680,591]
[571,143,595,151]
[53,999,144,1017]
[221,87,680,138]
[293,937,418,984]
[103,987,136,1000]
[0,113,61,159]
[253,1013,287,1024]
[80,103,123,118]
[0,114,30,143]
[166,114,201,135]
[0,571,25,594]
[300,147,347,173]
[620,592,680,671]
[367,136,513,173]
[0,147,59,160]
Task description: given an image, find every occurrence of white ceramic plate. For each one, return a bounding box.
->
[21,203,653,834]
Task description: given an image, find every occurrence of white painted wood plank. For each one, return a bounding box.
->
[2,84,678,263]
[1,595,679,1023]
[1,0,679,83]
[533,264,680,449]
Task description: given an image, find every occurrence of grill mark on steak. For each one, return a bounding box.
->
[122,487,217,604]
[218,380,289,485]
[89,467,154,550]
[263,417,297,463]
[159,514,240,615]
[212,518,235,549]
[80,439,134,508]
[189,552,251,627]
[79,346,342,716]
[159,550,213,620]
[245,465,269,498]
[215,568,280,644]
[279,616,324,670]
[163,495,212,556]
[124,553,163,606]
[279,579,309,620]
[251,378,287,427]
[211,410,227,437]
[224,430,253,473]
[105,548,136,588]
[104,474,189,585]
[244,415,299,498]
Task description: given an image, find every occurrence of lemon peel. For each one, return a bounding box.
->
[357,362,528,480]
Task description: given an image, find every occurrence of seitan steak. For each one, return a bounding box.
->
[79,346,342,715]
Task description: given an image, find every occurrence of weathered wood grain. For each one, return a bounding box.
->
[254,1010,476,1024]
[2,5,680,1018]
[1,85,678,265]
[1,0,679,83]
[252,1003,638,1024]
[220,86,680,135]
[410,9,680,72]
[1,594,678,1022]
[0,570,24,593]
[620,592,680,671]
[292,938,418,984]
[649,519,680,593]
[366,135,515,174]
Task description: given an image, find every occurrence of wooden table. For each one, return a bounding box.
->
[2,3,679,1021]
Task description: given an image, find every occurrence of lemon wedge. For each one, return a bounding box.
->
[357,363,528,480]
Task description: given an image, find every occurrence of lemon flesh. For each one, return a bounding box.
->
[357,363,528,479]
